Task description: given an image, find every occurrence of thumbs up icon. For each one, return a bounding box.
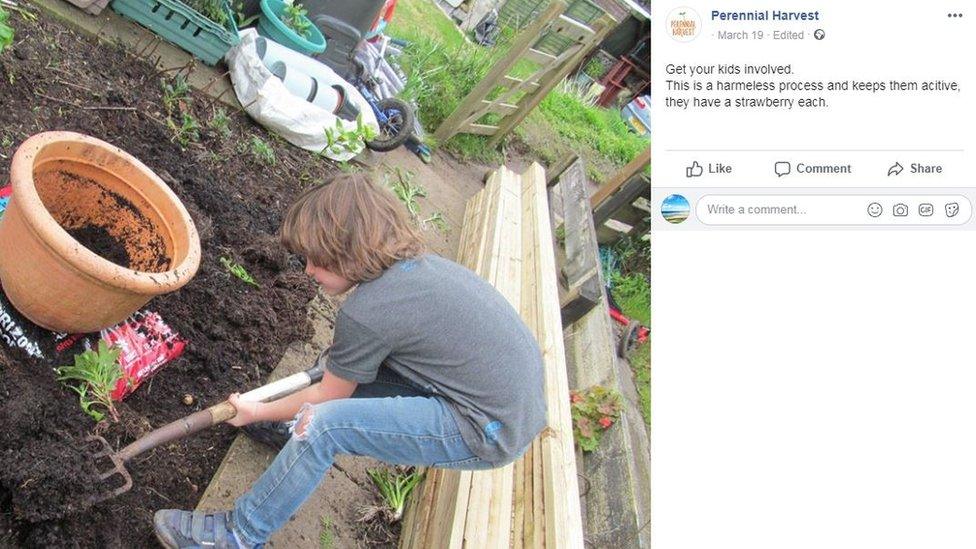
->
[685,161,704,178]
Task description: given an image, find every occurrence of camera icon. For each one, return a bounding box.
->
[892,203,909,217]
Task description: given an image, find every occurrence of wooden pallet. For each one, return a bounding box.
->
[400,163,584,548]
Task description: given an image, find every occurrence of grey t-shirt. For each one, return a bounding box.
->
[322,254,546,465]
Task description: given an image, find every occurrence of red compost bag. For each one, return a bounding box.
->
[101,311,186,400]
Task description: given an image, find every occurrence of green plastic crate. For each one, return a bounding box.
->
[112,0,240,65]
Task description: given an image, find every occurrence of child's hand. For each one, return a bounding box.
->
[227,393,262,427]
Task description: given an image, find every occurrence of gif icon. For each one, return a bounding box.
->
[919,203,934,217]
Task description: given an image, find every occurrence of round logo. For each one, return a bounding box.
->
[667,7,702,42]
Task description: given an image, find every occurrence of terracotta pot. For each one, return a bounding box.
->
[0,132,201,333]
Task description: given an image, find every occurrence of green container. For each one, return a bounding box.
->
[256,0,326,56]
[112,0,240,66]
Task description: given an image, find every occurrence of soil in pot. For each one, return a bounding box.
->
[66,225,132,268]
[35,169,171,272]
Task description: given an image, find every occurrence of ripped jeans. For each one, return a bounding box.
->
[233,368,495,545]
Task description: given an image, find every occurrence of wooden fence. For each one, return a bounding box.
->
[433,1,614,148]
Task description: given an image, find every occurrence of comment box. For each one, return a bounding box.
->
[696,195,972,225]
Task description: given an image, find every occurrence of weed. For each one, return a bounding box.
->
[335,161,360,173]
[167,113,201,147]
[184,0,229,26]
[319,516,335,549]
[209,106,232,139]
[56,340,124,423]
[161,75,190,114]
[322,115,376,158]
[233,1,259,27]
[281,3,311,38]
[220,256,260,287]
[420,212,447,233]
[386,168,426,218]
[250,136,276,166]
[366,467,424,522]
[0,6,13,54]
[570,385,623,452]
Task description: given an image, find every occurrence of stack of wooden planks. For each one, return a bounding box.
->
[400,163,583,548]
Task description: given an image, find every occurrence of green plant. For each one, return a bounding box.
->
[209,106,232,139]
[185,0,228,26]
[582,58,606,80]
[220,256,260,287]
[366,467,424,522]
[281,2,311,38]
[167,113,201,147]
[0,6,13,55]
[56,340,124,422]
[234,1,260,27]
[322,115,377,158]
[420,212,447,233]
[570,385,623,452]
[386,168,426,219]
[161,75,191,114]
[319,516,335,549]
[250,136,276,166]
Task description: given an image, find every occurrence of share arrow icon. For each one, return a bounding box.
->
[887,162,904,176]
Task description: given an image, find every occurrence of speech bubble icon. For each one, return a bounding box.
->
[774,162,792,177]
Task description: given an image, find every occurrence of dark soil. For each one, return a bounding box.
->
[0,9,346,548]
[67,225,132,268]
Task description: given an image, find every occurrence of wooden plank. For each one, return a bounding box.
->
[481,99,520,115]
[464,123,499,136]
[522,162,585,548]
[550,14,596,42]
[502,75,541,92]
[559,158,596,288]
[546,153,581,188]
[511,454,526,548]
[531,439,545,548]
[488,16,616,149]
[433,1,567,142]
[592,173,650,228]
[590,147,650,209]
[559,273,603,328]
[525,47,558,65]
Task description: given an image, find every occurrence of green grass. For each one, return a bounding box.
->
[392,0,466,49]
[388,0,648,175]
[319,516,335,549]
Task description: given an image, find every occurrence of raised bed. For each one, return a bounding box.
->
[0,11,335,546]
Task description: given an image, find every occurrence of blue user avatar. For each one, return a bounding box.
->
[662,194,690,224]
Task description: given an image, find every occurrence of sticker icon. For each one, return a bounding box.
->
[946,202,960,217]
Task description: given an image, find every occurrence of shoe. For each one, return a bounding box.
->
[242,420,289,451]
[153,509,259,548]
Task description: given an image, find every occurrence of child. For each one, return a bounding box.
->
[153,173,546,548]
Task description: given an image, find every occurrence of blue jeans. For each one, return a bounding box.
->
[233,369,496,545]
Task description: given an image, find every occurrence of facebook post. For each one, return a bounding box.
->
[653,2,975,548]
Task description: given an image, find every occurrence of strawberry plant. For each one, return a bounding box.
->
[57,340,125,422]
[570,385,622,452]
[281,2,311,38]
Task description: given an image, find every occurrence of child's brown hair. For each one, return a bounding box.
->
[280,173,426,282]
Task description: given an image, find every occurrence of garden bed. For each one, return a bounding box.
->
[0,11,337,547]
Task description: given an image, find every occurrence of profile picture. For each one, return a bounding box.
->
[662,194,691,224]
